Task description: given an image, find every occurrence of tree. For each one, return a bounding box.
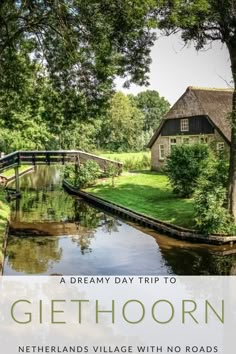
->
[0,0,157,122]
[101,92,144,151]
[194,156,233,235]
[166,144,209,198]
[132,90,170,132]
[153,0,236,219]
[59,119,102,151]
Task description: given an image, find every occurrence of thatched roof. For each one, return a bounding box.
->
[147,86,233,148]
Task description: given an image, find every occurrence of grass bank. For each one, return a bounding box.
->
[1,165,32,178]
[99,151,151,171]
[87,172,194,228]
[0,189,10,266]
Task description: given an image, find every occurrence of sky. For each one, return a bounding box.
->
[115,33,232,105]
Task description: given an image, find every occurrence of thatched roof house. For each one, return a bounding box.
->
[148,86,233,170]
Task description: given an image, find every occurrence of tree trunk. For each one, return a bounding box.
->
[227,43,236,220]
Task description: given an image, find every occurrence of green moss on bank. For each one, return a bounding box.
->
[0,189,10,266]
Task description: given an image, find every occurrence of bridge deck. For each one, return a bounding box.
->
[0,150,123,174]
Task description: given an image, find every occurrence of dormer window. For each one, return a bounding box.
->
[180,119,189,132]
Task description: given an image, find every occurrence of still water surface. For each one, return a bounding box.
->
[3,166,236,275]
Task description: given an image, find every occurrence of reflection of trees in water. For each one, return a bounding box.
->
[19,165,63,190]
[100,215,121,234]
[11,165,121,231]
[74,199,121,232]
[11,189,76,222]
[71,200,121,254]
[10,166,86,223]
[158,243,236,275]
[6,236,62,274]
[6,164,124,273]
[71,230,95,255]
[74,199,103,229]
[209,253,236,275]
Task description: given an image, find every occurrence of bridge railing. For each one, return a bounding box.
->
[0,151,19,171]
[0,150,123,174]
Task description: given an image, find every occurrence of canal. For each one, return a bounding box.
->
[3,166,236,275]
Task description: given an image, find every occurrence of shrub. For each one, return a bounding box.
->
[104,163,119,187]
[64,165,73,180]
[165,144,209,197]
[64,160,101,189]
[75,160,101,189]
[194,183,233,235]
[194,157,235,235]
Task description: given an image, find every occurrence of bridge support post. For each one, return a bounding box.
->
[74,155,80,187]
[15,197,21,222]
[14,166,20,194]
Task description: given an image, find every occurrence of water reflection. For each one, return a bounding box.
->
[4,166,236,275]
[134,225,236,275]
[159,242,236,275]
[6,236,62,274]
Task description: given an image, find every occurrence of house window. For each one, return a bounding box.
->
[217,142,225,151]
[200,136,208,143]
[170,138,177,152]
[182,137,189,144]
[159,144,165,160]
[180,119,189,132]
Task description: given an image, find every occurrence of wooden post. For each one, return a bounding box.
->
[32,153,36,165]
[118,163,122,176]
[17,152,20,166]
[14,166,20,194]
[74,155,80,187]
[46,152,50,165]
[77,154,81,167]
[15,197,21,222]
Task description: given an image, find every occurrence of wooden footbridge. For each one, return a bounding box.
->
[0,150,123,195]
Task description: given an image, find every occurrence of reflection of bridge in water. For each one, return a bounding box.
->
[10,218,115,237]
[0,150,123,194]
[10,221,82,236]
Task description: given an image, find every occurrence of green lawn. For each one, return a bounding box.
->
[87,172,195,228]
[0,189,10,265]
[1,165,31,178]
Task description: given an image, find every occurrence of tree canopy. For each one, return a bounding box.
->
[101,91,144,152]
[132,90,170,132]
[0,0,157,121]
[157,1,236,52]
